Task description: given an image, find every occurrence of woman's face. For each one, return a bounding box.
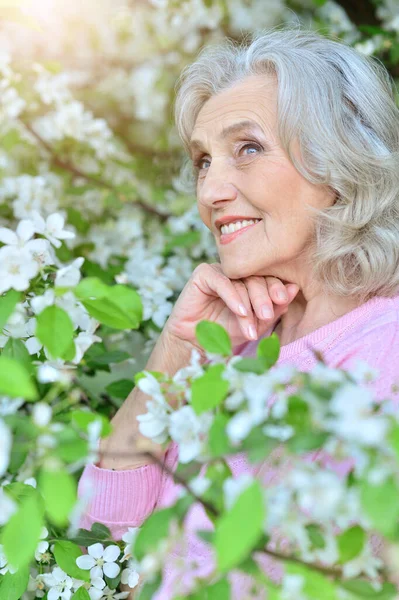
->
[190,74,336,281]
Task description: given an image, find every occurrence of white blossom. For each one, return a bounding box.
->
[169,405,213,463]
[42,566,74,600]
[0,418,12,477]
[32,403,52,427]
[76,543,121,580]
[0,487,17,525]
[0,543,17,575]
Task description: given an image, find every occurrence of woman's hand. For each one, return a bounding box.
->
[164,262,299,349]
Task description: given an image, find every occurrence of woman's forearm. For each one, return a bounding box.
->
[98,330,205,470]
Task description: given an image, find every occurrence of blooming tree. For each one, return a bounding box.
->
[0,0,398,598]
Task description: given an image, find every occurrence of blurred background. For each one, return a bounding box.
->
[0,0,398,404]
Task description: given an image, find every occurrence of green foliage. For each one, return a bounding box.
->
[70,523,113,546]
[0,289,20,330]
[215,481,265,572]
[0,566,30,600]
[36,305,76,360]
[337,525,366,564]
[1,491,44,569]
[74,277,143,329]
[53,541,91,581]
[39,467,77,526]
[134,507,176,561]
[2,336,34,376]
[208,413,233,457]
[72,588,92,600]
[195,321,232,356]
[70,409,112,437]
[360,476,399,537]
[256,333,280,368]
[0,355,38,400]
[105,378,134,398]
[191,364,229,414]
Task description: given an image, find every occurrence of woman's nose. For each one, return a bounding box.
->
[197,162,238,208]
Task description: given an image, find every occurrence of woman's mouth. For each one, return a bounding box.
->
[219,219,262,245]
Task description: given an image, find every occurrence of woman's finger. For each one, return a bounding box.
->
[241,275,275,322]
[265,276,292,304]
[196,265,257,339]
[231,279,260,340]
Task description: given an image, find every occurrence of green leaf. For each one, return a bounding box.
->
[256,333,280,368]
[105,379,134,399]
[53,541,90,581]
[337,525,366,564]
[305,524,325,550]
[191,364,229,415]
[164,230,201,254]
[340,580,396,599]
[0,565,29,600]
[35,305,75,360]
[196,530,215,544]
[70,410,112,437]
[209,413,233,457]
[1,492,43,569]
[0,129,22,152]
[285,395,310,430]
[2,337,34,375]
[387,422,399,461]
[360,476,399,537]
[39,467,76,526]
[66,207,90,235]
[215,480,265,572]
[233,357,267,374]
[194,577,230,599]
[286,432,328,454]
[241,427,278,463]
[137,575,161,600]
[134,508,176,561]
[195,320,232,356]
[72,588,91,600]
[52,427,89,463]
[70,523,112,547]
[0,289,20,330]
[0,356,38,400]
[86,350,130,366]
[75,278,142,330]
[286,562,339,600]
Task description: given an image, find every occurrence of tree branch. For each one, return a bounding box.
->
[20,120,171,222]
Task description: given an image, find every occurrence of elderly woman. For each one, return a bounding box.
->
[78,26,399,598]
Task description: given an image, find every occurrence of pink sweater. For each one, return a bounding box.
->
[78,294,399,598]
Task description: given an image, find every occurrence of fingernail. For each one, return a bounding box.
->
[261,305,273,319]
[248,325,257,339]
[277,290,288,302]
[238,304,248,316]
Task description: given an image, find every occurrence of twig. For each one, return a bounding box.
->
[20,120,171,222]
[141,450,220,518]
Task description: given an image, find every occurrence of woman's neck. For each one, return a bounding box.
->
[273,288,362,346]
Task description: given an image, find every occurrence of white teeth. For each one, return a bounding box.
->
[220,219,260,235]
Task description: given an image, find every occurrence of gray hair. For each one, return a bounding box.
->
[173,24,399,302]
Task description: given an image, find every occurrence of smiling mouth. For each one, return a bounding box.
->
[219,219,262,244]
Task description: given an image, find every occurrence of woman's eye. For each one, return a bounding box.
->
[193,143,262,171]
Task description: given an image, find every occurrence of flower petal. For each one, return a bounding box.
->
[88,543,104,559]
[90,565,103,580]
[76,555,96,570]
[103,545,120,563]
[103,561,120,579]
[0,227,17,245]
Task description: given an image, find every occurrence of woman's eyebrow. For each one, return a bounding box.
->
[189,119,264,155]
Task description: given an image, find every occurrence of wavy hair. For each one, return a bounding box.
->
[173,24,399,301]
